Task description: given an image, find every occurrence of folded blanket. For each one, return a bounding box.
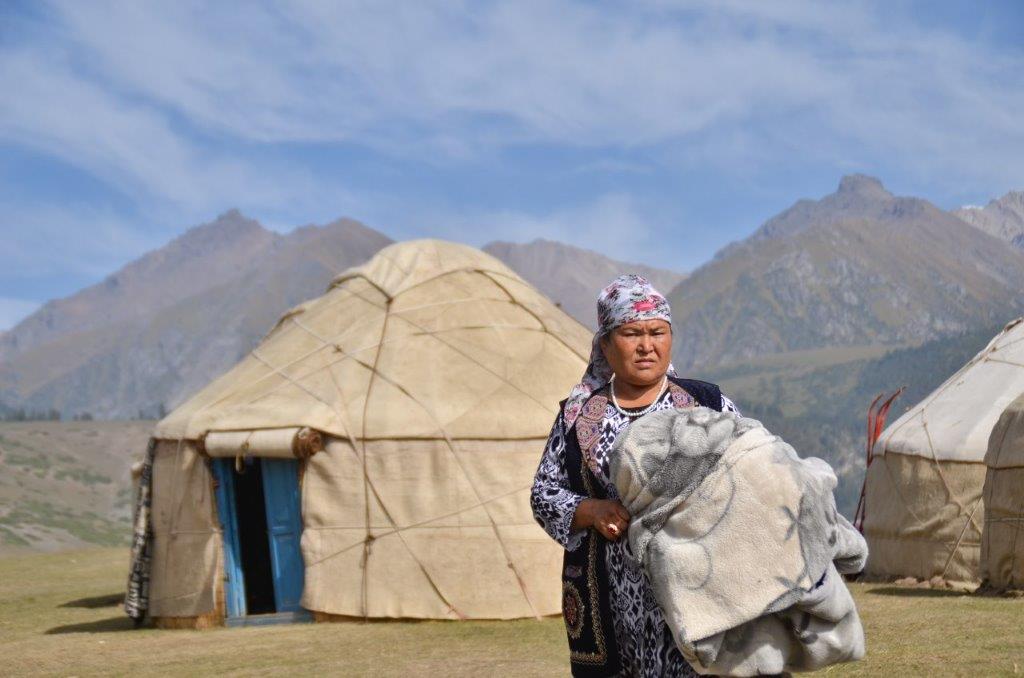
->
[610,407,867,676]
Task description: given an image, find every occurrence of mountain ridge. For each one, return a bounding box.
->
[5,176,1024,418]
[0,214,394,418]
[1,215,689,418]
[0,210,277,362]
[953,190,1024,247]
[668,175,1024,369]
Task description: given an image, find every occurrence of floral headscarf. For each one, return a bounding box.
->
[562,274,675,430]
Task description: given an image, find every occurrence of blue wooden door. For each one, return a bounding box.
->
[260,459,305,613]
[212,458,247,618]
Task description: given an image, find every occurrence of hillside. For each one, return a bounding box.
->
[0,210,276,363]
[483,239,685,328]
[669,175,1024,369]
[0,420,152,554]
[0,214,394,419]
[707,322,1008,516]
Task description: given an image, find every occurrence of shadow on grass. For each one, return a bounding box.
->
[46,616,136,634]
[866,586,967,598]
[59,592,124,608]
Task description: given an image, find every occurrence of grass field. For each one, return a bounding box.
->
[0,421,153,555]
[2,549,1022,677]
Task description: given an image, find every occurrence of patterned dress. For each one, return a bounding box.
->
[531,390,740,678]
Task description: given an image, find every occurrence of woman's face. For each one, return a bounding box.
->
[601,319,672,388]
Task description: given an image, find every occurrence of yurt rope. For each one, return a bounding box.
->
[349,271,546,617]
[922,421,970,517]
[987,357,1024,369]
[878,414,931,528]
[1010,477,1024,583]
[205,268,564,420]
[155,438,186,611]
[195,286,386,414]
[277,277,559,420]
[335,274,475,619]
[301,485,533,565]
[875,337,995,572]
[184,266,573,619]
[483,270,590,361]
[376,291,544,618]
[940,497,983,580]
[308,327,468,620]
[922,417,986,578]
[358,300,390,621]
[988,414,1024,582]
[878,323,1011,453]
[229,292,551,419]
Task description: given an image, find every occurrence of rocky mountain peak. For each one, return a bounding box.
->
[1001,190,1024,208]
[837,174,890,199]
[169,209,271,251]
[953,188,1024,246]
[0,211,278,363]
[737,174,897,247]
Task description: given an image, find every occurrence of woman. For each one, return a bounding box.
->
[531,274,739,678]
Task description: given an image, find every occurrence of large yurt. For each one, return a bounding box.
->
[981,392,1024,591]
[861,317,1024,585]
[127,240,591,627]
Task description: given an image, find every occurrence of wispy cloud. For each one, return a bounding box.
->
[25,0,1022,184]
[0,47,323,215]
[0,201,155,280]
[1,0,1022,308]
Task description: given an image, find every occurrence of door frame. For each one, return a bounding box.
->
[211,457,311,625]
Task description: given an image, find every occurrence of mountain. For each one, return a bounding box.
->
[1,217,686,419]
[0,213,394,419]
[744,174,895,244]
[0,210,275,362]
[668,175,1024,369]
[953,190,1024,247]
[483,239,685,329]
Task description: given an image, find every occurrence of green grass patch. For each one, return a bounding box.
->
[3,452,50,471]
[53,468,112,486]
[0,548,1022,676]
[113,486,135,510]
[0,525,31,547]
[0,502,128,547]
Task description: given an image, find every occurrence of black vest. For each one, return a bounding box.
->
[559,376,722,678]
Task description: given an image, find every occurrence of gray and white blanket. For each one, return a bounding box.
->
[610,408,867,676]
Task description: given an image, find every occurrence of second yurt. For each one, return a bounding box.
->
[861,317,1024,585]
[981,392,1024,591]
[126,239,592,627]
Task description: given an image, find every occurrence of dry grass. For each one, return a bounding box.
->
[1,548,1022,677]
[0,421,153,554]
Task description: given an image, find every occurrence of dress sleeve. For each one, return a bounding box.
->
[721,392,741,415]
[530,411,587,552]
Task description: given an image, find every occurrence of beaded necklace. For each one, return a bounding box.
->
[609,373,668,418]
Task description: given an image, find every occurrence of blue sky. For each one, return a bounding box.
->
[2,1,1023,330]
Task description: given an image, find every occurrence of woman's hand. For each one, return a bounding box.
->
[572,498,630,541]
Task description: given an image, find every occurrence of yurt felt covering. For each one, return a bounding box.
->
[145,240,591,620]
[862,318,1024,584]
[981,392,1024,590]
